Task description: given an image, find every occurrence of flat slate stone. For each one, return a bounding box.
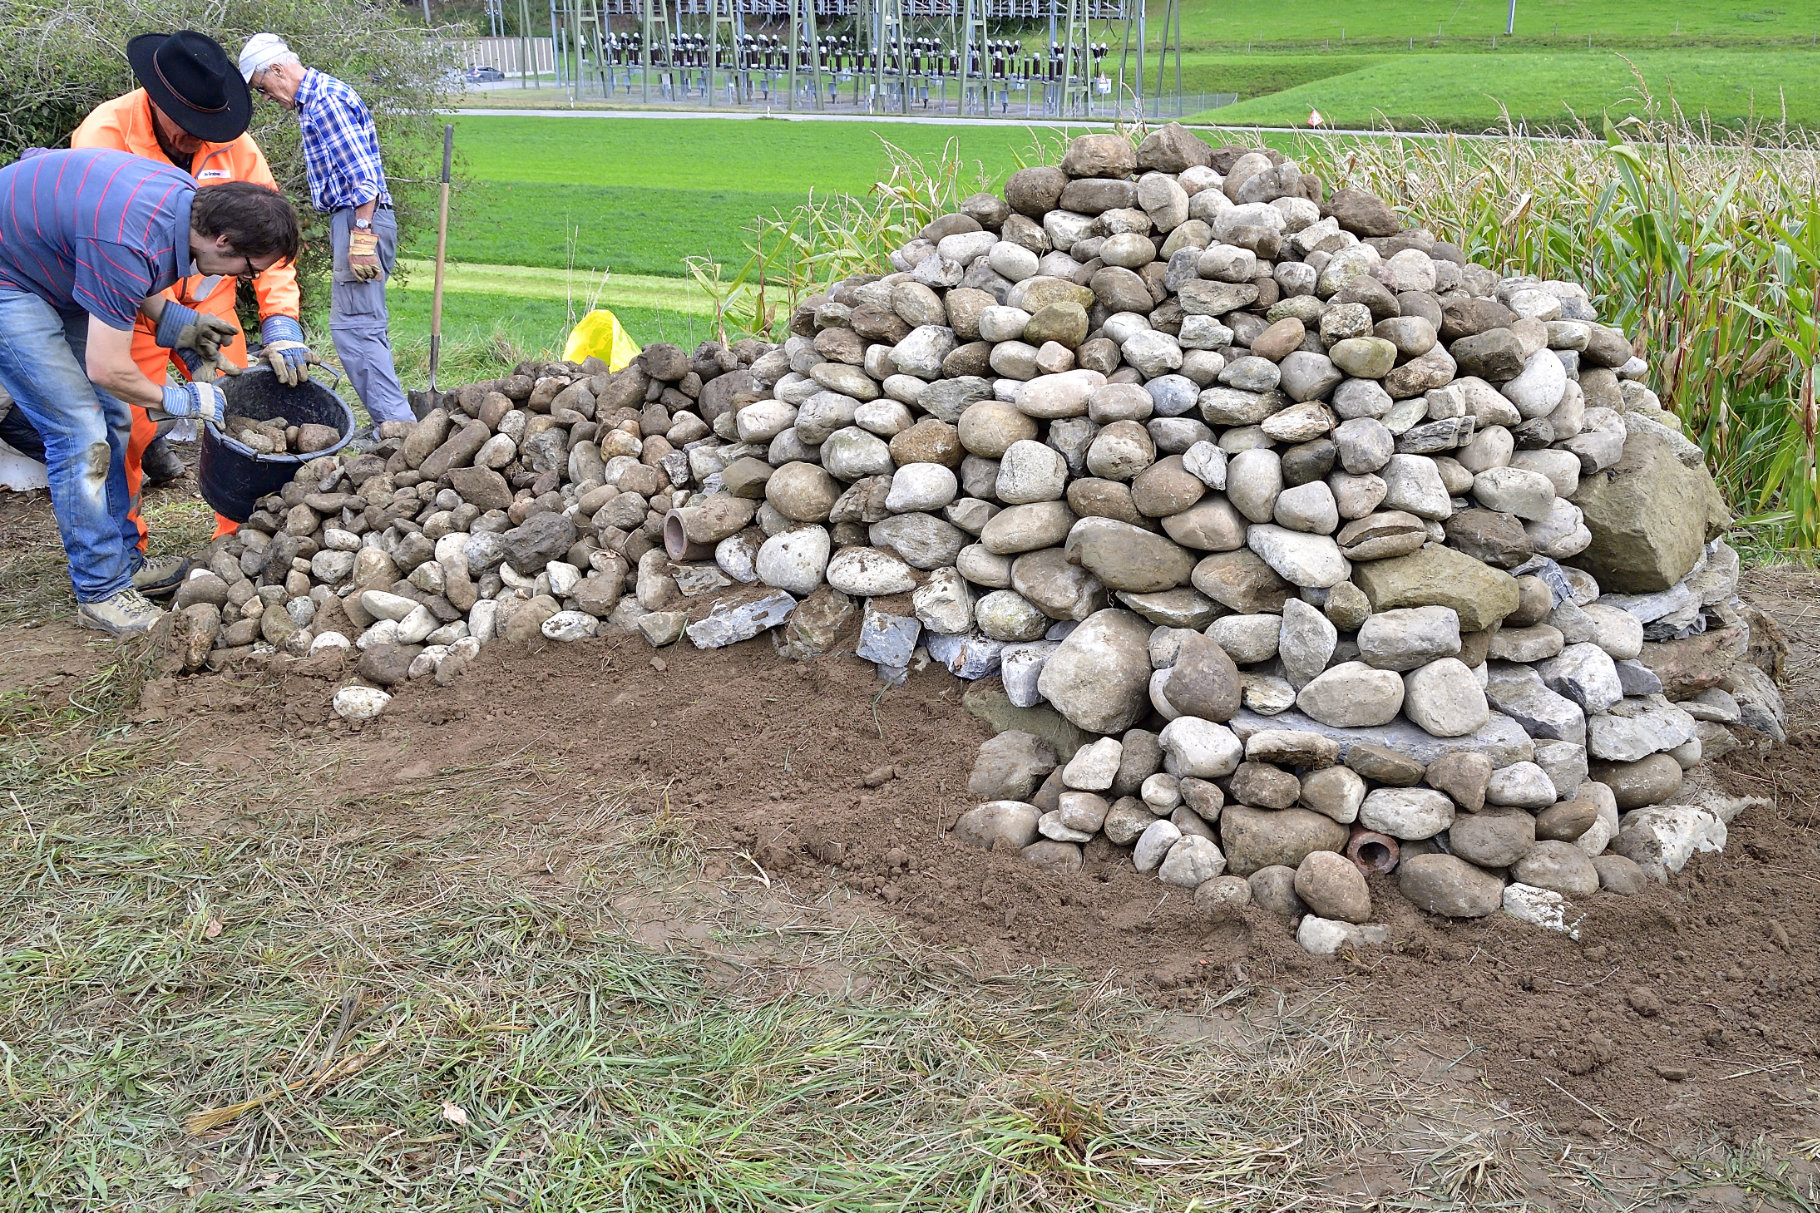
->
[926,630,1006,679]
[855,602,922,667]
[1483,662,1588,744]
[686,590,797,649]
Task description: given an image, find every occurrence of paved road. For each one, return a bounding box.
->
[450,105,1553,142]
[454,106,1124,128]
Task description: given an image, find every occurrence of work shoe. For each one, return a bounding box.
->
[76,588,166,637]
[141,435,187,484]
[131,554,191,598]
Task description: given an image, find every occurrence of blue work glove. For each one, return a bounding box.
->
[153,301,239,374]
[161,381,226,425]
[260,315,315,386]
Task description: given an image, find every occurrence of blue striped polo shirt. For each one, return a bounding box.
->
[0,148,197,330]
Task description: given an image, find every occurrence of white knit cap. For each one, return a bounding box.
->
[238,32,291,82]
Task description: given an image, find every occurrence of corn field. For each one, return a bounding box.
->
[693,101,1820,554]
[1301,96,1820,556]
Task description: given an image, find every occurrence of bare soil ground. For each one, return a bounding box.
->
[142,601,1820,1142]
[4,475,1819,1208]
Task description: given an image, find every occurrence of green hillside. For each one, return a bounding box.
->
[1189,48,1820,130]
[1174,0,1820,48]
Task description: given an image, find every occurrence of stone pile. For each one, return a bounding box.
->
[170,126,1784,949]
[221,412,344,455]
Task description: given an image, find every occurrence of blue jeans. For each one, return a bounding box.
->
[0,290,137,602]
[330,206,413,425]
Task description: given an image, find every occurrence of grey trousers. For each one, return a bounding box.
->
[330,206,413,425]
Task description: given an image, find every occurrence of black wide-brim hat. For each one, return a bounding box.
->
[127,31,251,144]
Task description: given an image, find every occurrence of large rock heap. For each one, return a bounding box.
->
[174,127,1783,948]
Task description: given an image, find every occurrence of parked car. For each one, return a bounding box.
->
[464,65,506,83]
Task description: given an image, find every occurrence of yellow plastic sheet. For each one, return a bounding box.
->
[562,308,643,370]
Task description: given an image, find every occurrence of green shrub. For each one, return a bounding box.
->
[0,0,457,316]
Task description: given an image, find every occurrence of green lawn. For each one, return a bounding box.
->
[415,116,1083,278]
[1169,53,1388,103]
[449,115,1063,191]
[380,284,716,382]
[1188,47,1820,129]
[1173,0,1820,49]
[394,259,718,314]
[433,180,810,278]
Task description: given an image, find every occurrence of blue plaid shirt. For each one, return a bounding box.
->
[295,69,391,213]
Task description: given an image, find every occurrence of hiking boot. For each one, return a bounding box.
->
[76,588,166,637]
[131,554,190,598]
[141,435,187,484]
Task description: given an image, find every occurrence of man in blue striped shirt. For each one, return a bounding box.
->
[239,33,412,426]
[0,148,300,635]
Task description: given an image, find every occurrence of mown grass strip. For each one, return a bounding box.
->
[409,118,1074,279]
[1173,0,1820,49]
[393,259,721,315]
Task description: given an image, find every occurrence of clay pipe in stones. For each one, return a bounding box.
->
[1347,826,1400,876]
[664,510,716,561]
[668,495,756,556]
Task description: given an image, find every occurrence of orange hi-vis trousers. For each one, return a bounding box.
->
[125,299,245,548]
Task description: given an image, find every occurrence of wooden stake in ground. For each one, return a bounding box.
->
[410,124,455,420]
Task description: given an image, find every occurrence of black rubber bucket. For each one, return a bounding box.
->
[198,365,354,523]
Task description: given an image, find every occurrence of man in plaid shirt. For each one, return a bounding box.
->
[238,33,412,425]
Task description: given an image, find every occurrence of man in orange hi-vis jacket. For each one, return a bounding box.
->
[72,30,316,546]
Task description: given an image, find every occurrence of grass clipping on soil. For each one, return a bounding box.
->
[0,698,1445,1210]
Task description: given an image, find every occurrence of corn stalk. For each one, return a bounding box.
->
[686,137,991,342]
[1295,86,1820,552]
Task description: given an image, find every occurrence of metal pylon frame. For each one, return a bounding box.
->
[707,0,746,103]
[1116,0,1136,113]
[1155,0,1181,119]
[518,0,539,87]
[549,0,603,99]
[858,0,910,112]
[957,0,988,115]
[640,0,674,102]
[1116,0,1182,119]
[1056,0,1093,117]
[548,0,569,90]
[582,0,610,99]
[785,0,823,111]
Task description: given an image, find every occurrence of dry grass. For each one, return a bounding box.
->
[0,482,216,629]
[1,698,1384,1209]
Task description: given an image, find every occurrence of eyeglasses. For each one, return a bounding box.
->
[225,248,260,280]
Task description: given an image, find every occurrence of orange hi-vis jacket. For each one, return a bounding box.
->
[72,89,302,350]
[72,89,304,543]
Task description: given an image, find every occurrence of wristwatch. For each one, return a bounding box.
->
[354,217,372,231]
